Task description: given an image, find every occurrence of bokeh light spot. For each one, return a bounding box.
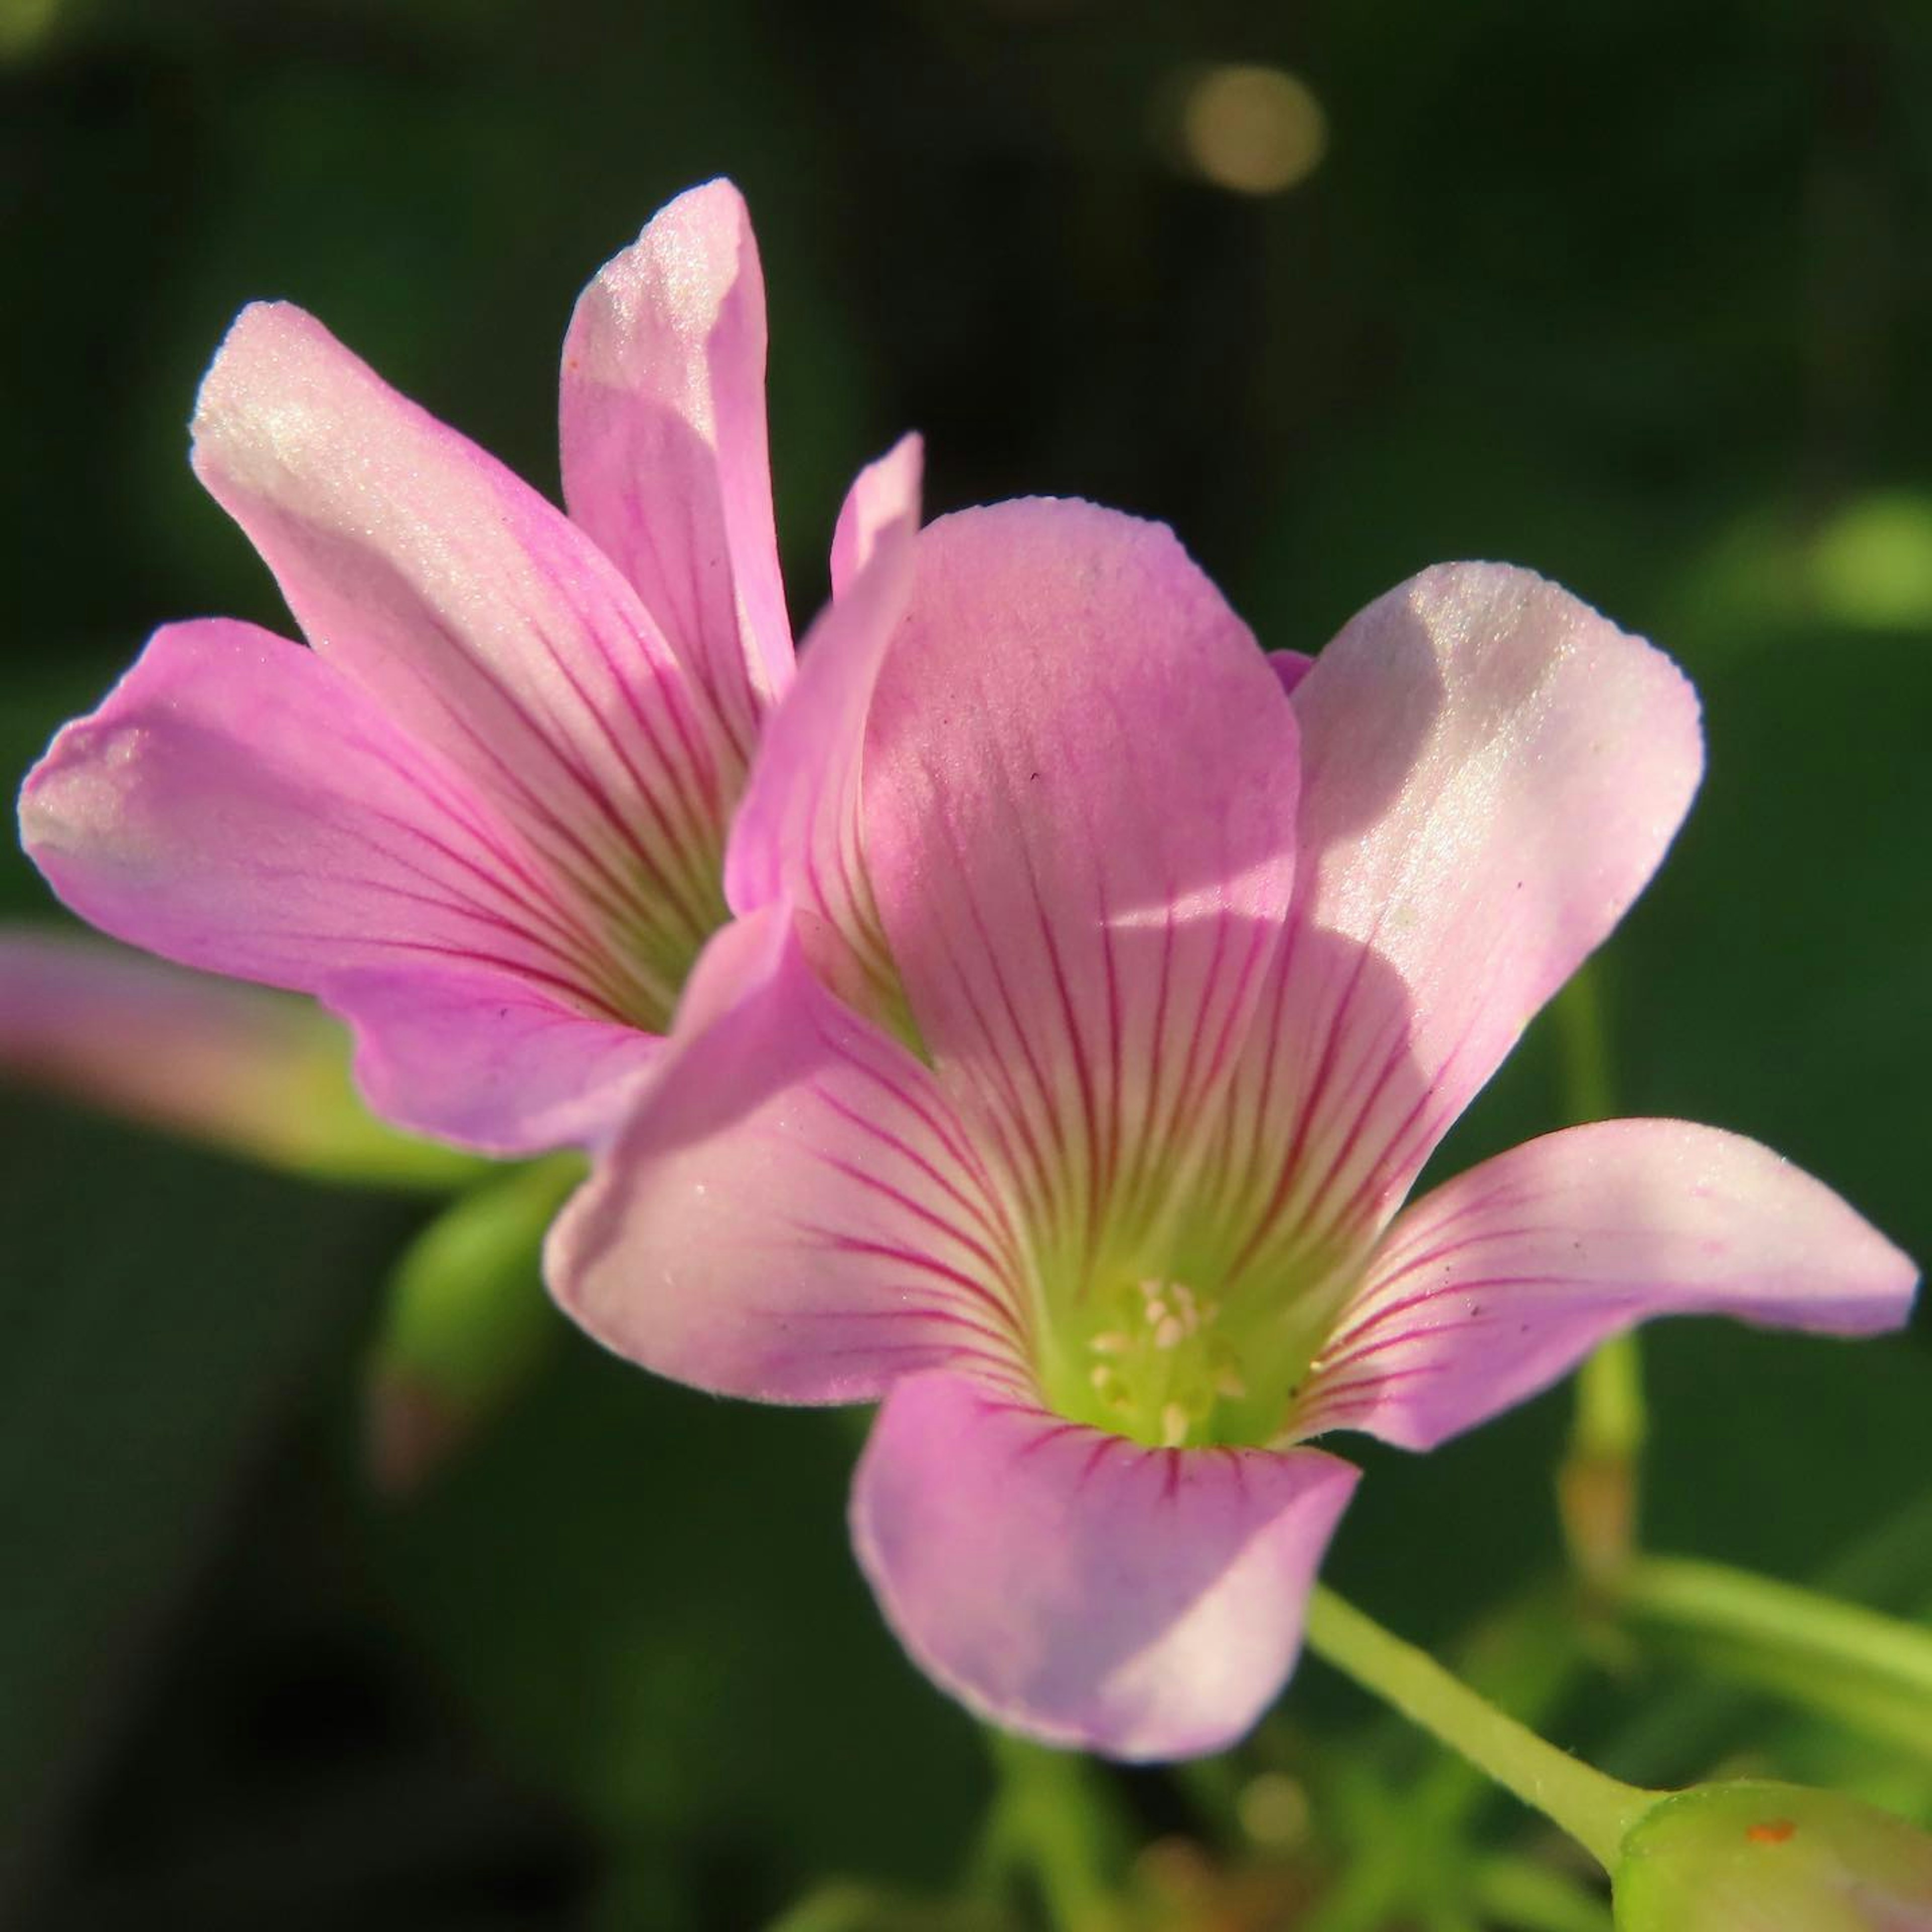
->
[1810,490,1932,629]
[1179,63,1328,197]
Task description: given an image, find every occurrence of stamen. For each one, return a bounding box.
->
[1071,1272,1246,1449]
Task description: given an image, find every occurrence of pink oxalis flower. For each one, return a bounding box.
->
[19,180,872,1154]
[550,491,1920,1760]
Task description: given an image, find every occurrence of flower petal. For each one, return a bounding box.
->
[18,619,644,1151]
[24,620,552,989]
[560,179,792,762]
[862,500,1301,1275]
[193,301,731,1021]
[725,437,922,1023]
[321,964,660,1157]
[829,432,924,597]
[546,910,1031,1403]
[1207,565,1703,1268]
[851,1371,1360,1759]
[1291,1118,1920,1452]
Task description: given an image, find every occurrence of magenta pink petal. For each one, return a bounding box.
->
[321,963,662,1156]
[862,500,1302,1273]
[23,619,560,993]
[18,618,650,1150]
[560,180,792,764]
[547,911,1032,1404]
[1268,648,1316,696]
[1290,1118,1920,1452]
[1204,565,1703,1271]
[724,437,922,1024]
[192,301,731,1006]
[851,1371,1360,1759]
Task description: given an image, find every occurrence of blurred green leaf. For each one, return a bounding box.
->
[367,1343,987,1923]
[0,1092,405,1907]
[364,1153,582,1497]
[1613,1556,1932,1767]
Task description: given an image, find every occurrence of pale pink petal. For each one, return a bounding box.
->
[1290,1119,1920,1452]
[547,910,1032,1403]
[1203,565,1703,1278]
[193,302,731,1016]
[24,620,565,993]
[18,619,646,1151]
[560,180,792,762]
[321,965,661,1157]
[724,438,922,1024]
[851,1371,1360,1760]
[863,500,1301,1273]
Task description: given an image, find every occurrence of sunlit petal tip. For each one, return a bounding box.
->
[562,175,790,734]
[189,297,330,452]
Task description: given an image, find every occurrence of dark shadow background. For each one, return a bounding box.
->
[3,2,1929,1926]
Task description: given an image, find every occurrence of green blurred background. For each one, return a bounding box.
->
[3,1,1928,1926]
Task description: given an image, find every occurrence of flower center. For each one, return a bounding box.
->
[1065,1276,1248,1449]
[1029,1232,1361,1451]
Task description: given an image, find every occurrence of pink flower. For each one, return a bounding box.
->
[19,180,867,1154]
[549,497,1919,1760]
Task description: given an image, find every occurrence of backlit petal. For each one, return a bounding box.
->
[560,180,792,761]
[1291,1119,1919,1451]
[193,301,731,1019]
[863,500,1301,1278]
[851,1371,1359,1759]
[725,437,922,1024]
[1204,565,1702,1276]
[548,911,1031,1403]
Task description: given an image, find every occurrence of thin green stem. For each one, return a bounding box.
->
[975,1734,1125,1931]
[1615,1554,1932,1701]
[1303,1587,1655,1870]
[1470,1854,1614,1932]
[1553,966,1646,1577]
[1551,966,1615,1123]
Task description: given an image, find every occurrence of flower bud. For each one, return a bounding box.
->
[1614,1781,1932,1930]
[0,930,481,1188]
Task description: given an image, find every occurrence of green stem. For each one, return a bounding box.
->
[1553,967,1646,1576]
[1551,967,1615,1124]
[1303,1587,1655,1870]
[976,1734,1125,1931]
[1615,1555,1932,1701]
